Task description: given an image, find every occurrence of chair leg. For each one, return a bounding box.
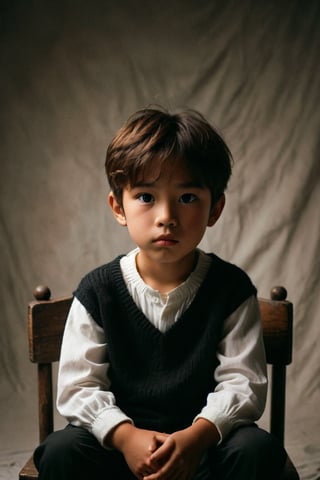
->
[271,364,286,444]
[38,363,53,441]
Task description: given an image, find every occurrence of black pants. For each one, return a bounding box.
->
[34,423,287,480]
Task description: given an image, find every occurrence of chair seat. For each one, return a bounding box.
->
[19,455,38,480]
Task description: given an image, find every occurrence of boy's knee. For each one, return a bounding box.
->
[214,425,287,479]
[227,424,286,460]
[228,424,275,453]
[34,425,99,477]
[34,427,75,470]
[34,425,133,480]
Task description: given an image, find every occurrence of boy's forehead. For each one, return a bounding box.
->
[132,157,196,185]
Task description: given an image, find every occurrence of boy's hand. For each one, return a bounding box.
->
[107,422,168,478]
[142,430,202,480]
[143,419,220,480]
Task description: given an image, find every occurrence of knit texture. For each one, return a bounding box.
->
[74,253,256,432]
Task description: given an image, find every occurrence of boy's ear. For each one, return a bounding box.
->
[207,194,225,227]
[108,192,127,226]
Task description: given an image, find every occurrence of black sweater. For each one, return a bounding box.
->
[74,253,256,433]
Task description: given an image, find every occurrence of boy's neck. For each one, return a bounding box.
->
[135,250,198,294]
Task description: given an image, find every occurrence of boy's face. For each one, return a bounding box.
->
[109,158,224,272]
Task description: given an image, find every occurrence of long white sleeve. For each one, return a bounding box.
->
[57,298,133,446]
[194,294,267,441]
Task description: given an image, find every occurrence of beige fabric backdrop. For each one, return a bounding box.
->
[1,1,319,478]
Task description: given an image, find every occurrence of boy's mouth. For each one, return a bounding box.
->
[153,235,178,246]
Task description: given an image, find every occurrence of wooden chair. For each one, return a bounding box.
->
[19,285,300,479]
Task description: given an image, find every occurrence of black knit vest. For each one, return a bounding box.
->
[74,253,256,433]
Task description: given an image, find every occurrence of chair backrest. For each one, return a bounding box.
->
[28,286,72,442]
[259,286,293,445]
[28,285,293,445]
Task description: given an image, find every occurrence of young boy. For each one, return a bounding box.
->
[34,107,287,479]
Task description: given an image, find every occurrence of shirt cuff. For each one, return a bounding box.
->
[193,410,232,444]
[91,405,133,447]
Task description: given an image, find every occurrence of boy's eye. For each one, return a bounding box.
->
[137,193,154,203]
[179,193,197,204]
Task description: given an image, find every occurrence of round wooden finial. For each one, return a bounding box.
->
[33,285,51,301]
[270,286,287,301]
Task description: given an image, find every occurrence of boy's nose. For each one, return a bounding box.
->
[155,203,178,228]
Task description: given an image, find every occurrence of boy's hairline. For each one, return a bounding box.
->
[105,107,233,207]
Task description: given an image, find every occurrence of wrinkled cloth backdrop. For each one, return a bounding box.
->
[0,1,319,479]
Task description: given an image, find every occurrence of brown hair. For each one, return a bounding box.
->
[105,107,233,206]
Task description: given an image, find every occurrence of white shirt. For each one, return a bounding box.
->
[57,249,267,447]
